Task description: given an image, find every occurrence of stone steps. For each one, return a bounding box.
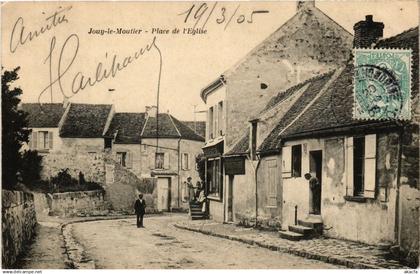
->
[279,230,304,241]
[279,215,323,241]
[189,203,206,220]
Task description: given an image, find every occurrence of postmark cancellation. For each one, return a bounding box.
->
[353,48,412,120]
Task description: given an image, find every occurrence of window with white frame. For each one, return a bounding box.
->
[155,152,164,169]
[345,134,377,198]
[282,144,302,178]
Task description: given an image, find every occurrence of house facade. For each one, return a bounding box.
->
[255,16,419,265]
[22,103,204,213]
[200,1,353,223]
[104,106,205,212]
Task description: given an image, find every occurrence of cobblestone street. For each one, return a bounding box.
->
[70,214,341,269]
[175,219,410,269]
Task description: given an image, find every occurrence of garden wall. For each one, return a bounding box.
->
[2,190,37,268]
[49,190,108,217]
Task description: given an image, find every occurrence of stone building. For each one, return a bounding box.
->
[256,17,419,266]
[22,102,114,183]
[200,1,353,222]
[104,106,205,211]
[22,103,204,213]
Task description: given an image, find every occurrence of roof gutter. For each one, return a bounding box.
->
[200,75,226,103]
[280,121,400,142]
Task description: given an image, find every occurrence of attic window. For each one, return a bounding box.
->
[260,83,268,90]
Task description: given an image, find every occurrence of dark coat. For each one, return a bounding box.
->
[134,199,146,214]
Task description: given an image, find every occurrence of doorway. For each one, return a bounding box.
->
[227,175,234,222]
[309,150,322,215]
[157,177,171,212]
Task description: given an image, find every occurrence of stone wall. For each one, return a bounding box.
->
[40,138,105,184]
[104,158,158,213]
[49,190,108,217]
[224,6,352,148]
[398,124,420,267]
[2,190,37,268]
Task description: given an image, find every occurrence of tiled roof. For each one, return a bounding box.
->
[280,27,419,140]
[141,113,180,139]
[258,71,335,153]
[140,113,205,142]
[225,131,249,156]
[105,113,146,144]
[170,117,205,142]
[21,103,66,128]
[60,104,112,138]
[182,121,206,138]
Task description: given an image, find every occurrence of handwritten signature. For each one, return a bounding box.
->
[179,2,269,31]
[38,34,162,103]
[10,6,72,53]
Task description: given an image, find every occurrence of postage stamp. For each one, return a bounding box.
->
[353,49,412,120]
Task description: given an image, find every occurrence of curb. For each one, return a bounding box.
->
[173,224,382,269]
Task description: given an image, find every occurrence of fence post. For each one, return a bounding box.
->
[295,205,298,225]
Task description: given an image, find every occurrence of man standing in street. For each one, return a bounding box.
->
[134,193,146,228]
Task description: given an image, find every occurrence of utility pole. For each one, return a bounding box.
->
[193,104,197,132]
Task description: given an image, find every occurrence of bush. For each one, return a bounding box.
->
[25,169,104,193]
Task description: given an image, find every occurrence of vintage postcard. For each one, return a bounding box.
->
[1,0,419,271]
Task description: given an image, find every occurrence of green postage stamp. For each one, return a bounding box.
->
[354,49,412,120]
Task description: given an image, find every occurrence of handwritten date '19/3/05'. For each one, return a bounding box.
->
[179,2,269,31]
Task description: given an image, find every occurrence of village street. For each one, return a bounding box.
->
[69,214,340,269]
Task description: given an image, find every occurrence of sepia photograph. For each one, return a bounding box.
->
[1,0,419,271]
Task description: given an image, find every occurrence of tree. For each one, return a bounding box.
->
[2,67,30,189]
[195,153,205,182]
[21,150,43,184]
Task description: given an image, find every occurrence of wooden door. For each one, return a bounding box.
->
[157,177,171,211]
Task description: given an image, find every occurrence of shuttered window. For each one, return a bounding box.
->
[345,134,377,199]
[267,159,277,207]
[282,146,292,178]
[182,153,189,170]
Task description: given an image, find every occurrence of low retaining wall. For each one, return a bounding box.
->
[50,190,108,217]
[2,190,37,268]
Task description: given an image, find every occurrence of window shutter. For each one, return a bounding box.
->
[33,132,38,149]
[28,131,33,149]
[187,154,190,170]
[346,137,354,196]
[48,132,53,149]
[181,153,185,169]
[164,152,170,169]
[150,154,155,169]
[282,146,292,178]
[267,160,277,207]
[127,152,133,169]
[364,134,377,198]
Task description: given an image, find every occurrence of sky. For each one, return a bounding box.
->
[1,0,418,121]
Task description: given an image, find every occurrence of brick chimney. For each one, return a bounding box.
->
[145,105,157,118]
[297,0,315,12]
[353,15,384,48]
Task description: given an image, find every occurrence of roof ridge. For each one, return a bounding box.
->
[262,69,336,114]
[168,113,182,137]
[377,26,419,44]
[140,114,149,137]
[276,67,345,144]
